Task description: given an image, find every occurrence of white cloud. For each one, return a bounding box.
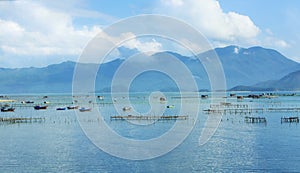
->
[0,19,101,56]
[0,19,24,36]
[0,1,106,67]
[265,28,274,35]
[93,30,163,56]
[164,0,184,7]
[157,0,260,42]
[0,0,164,67]
[76,30,164,64]
[155,0,295,59]
[259,28,289,49]
[123,38,162,54]
[263,37,290,48]
[0,0,295,67]
[0,1,103,56]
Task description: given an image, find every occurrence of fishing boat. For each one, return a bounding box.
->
[237,96,244,99]
[0,99,16,112]
[79,107,92,112]
[67,105,79,110]
[122,106,131,111]
[166,105,175,108]
[160,97,166,101]
[25,101,34,104]
[34,105,48,110]
[20,101,34,104]
[1,107,15,112]
[98,95,104,100]
[201,95,208,99]
[56,107,66,111]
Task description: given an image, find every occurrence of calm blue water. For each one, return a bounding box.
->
[0,92,300,172]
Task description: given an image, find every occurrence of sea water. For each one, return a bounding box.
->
[0,92,300,172]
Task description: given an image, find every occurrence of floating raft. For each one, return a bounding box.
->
[268,108,300,112]
[0,117,45,124]
[204,107,300,114]
[203,108,263,114]
[245,116,267,123]
[281,117,299,123]
[110,115,188,120]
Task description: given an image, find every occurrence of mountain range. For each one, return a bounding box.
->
[230,70,300,91]
[1,45,300,94]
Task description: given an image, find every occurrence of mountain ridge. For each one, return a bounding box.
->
[1,45,300,93]
[230,69,300,91]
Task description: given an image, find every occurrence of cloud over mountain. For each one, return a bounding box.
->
[157,0,260,42]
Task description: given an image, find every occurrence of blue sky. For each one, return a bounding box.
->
[0,0,299,68]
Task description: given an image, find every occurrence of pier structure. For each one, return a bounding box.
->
[203,108,263,115]
[110,115,188,120]
[0,117,45,124]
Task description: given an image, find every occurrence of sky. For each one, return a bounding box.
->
[0,0,299,68]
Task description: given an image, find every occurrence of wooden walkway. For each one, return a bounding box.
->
[110,115,188,120]
[268,108,300,112]
[203,108,263,115]
[0,117,45,124]
[204,107,300,115]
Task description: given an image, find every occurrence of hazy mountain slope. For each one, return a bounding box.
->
[1,46,300,93]
[230,70,300,91]
[212,46,300,87]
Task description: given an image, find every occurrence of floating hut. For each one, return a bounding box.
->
[237,96,244,99]
[281,117,299,123]
[246,94,261,99]
[245,116,267,123]
[229,93,236,97]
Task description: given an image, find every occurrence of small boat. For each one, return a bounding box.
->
[56,107,66,111]
[160,97,166,101]
[79,107,92,112]
[98,96,104,100]
[34,105,48,110]
[1,107,15,112]
[67,106,79,110]
[237,96,243,99]
[230,93,236,97]
[25,101,34,104]
[201,95,208,99]
[166,105,175,108]
[122,106,131,111]
[0,100,16,112]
